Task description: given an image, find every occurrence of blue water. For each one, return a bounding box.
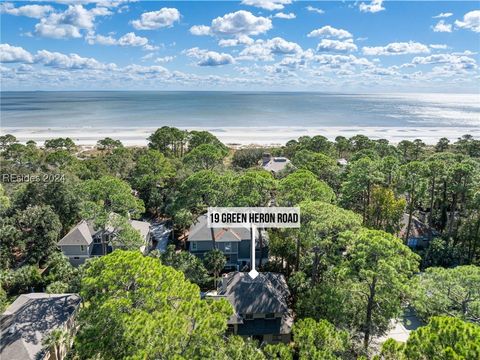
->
[1,91,479,128]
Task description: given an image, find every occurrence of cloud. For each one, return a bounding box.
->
[0,44,34,63]
[35,50,114,70]
[317,39,357,53]
[455,10,480,33]
[239,37,302,60]
[190,10,272,37]
[359,0,385,14]
[218,35,254,47]
[363,41,430,56]
[433,12,453,19]
[184,47,235,66]
[430,44,448,50]
[155,56,175,63]
[307,25,352,39]
[305,6,324,15]
[86,32,156,49]
[34,5,112,39]
[432,20,452,33]
[240,0,291,11]
[274,12,295,19]
[131,8,180,30]
[0,3,54,19]
[412,53,476,68]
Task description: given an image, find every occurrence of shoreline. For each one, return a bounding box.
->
[2,126,479,147]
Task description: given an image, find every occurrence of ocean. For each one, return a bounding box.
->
[1,91,479,146]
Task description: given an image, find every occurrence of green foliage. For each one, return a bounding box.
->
[44,137,76,152]
[291,149,340,189]
[366,186,406,234]
[0,133,17,150]
[277,170,335,206]
[159,245,210,287]
[188,130,227,153]
[76,250,232,360]
[204,248,226,285]
[183,143,226,170]
[231,169,276,207]
[232,148,265,169]
[412,265,480,323]
[293,318,351,360]
[0,184,10,212]
[97,137,123,151]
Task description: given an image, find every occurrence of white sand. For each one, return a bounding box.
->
[2,126,479,147]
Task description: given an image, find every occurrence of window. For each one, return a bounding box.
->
[80,245,85,252]
[191,242,197,251]
[73,257,80,260]
[265,313,275,319]
[244,313,254,320]
[224,242,232,252]
[272,335,282,342]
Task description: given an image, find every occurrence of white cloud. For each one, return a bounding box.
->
[218,35,254,47]
[0,3,54,19]
[239,37,302,60]
[86,32,154,49]
[430,44,448,50]
[305,6,324,15]
[274,12,296,19]
[240,0,291,11]
[308,26,352,39]
[118,32,148,46]
[35,50,114,70]
[0,44,34,63]
[184,47,235,66]
[412,53,477,70]
[190,11,272,37]
[433,12,453,19]
[432,20,452,33]
[317,39,357,53]
[131,8,180,30]
[359,0,385,14]
[455,10,480,33]
[34,5,112,39]
[155,56,175,63]
[363,41,430,56]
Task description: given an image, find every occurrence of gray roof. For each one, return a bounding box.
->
[0,293,81,360]
[188,215,258,243]
[218,272,290,315]
[262,157,291,173]
[130,220,150,241]
[57,220,93,246]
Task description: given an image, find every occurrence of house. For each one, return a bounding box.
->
[58,219,151,266]
[187,215,268,271]
[399,213,439,248]
[261,153,291,175]
[207,272,293,344]
[0,293,81,360]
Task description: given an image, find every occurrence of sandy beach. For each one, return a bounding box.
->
[2,126,479,147]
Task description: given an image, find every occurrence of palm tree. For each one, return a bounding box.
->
[43,329,69,360]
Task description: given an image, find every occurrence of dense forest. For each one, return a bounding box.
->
[1,128,479,359]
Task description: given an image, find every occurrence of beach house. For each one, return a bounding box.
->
[399,214,438,248]
[208,272,293,344]
[0,293,81,360]
[261,153,291,175]
[187,215,268,270]
[58,219,151,266]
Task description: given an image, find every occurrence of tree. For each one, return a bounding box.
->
[188,130,227,153]
[366,186,406,234]
[43,328,70,360]
[44,137,76,152]
[204,249,226,287]
[148,126,188,157]
[231,170,276,207]
[340,229,420,349]
[232,148,265,169]
[14,205,62,265]
[0,134,17,150]
[399,161,428,243]
[109,215,145,250]
[158,245,210,287]
[435,137,450,152]
[291,149,340,189]
[0,184,10,213]
[412,265,480,323]
[335,136,350,158]
[183,143,226,170]
[293,318,351,360]
[76,251,232,360]
[97,137,123,151]
[378,317,480,360]
[277,170,335,206]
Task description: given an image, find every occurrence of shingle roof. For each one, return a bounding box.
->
[130,220,150,241]
[188,215,257,242]
[399,213,438,239]
[0,293,81,360]
[218,272,290,315]
[57,220,93,246]
[262,157,291,173]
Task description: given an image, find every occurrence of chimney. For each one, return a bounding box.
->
[262,153,272,166]
[221,274,229,292]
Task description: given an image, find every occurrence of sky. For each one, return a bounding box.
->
[1,0,479,92]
